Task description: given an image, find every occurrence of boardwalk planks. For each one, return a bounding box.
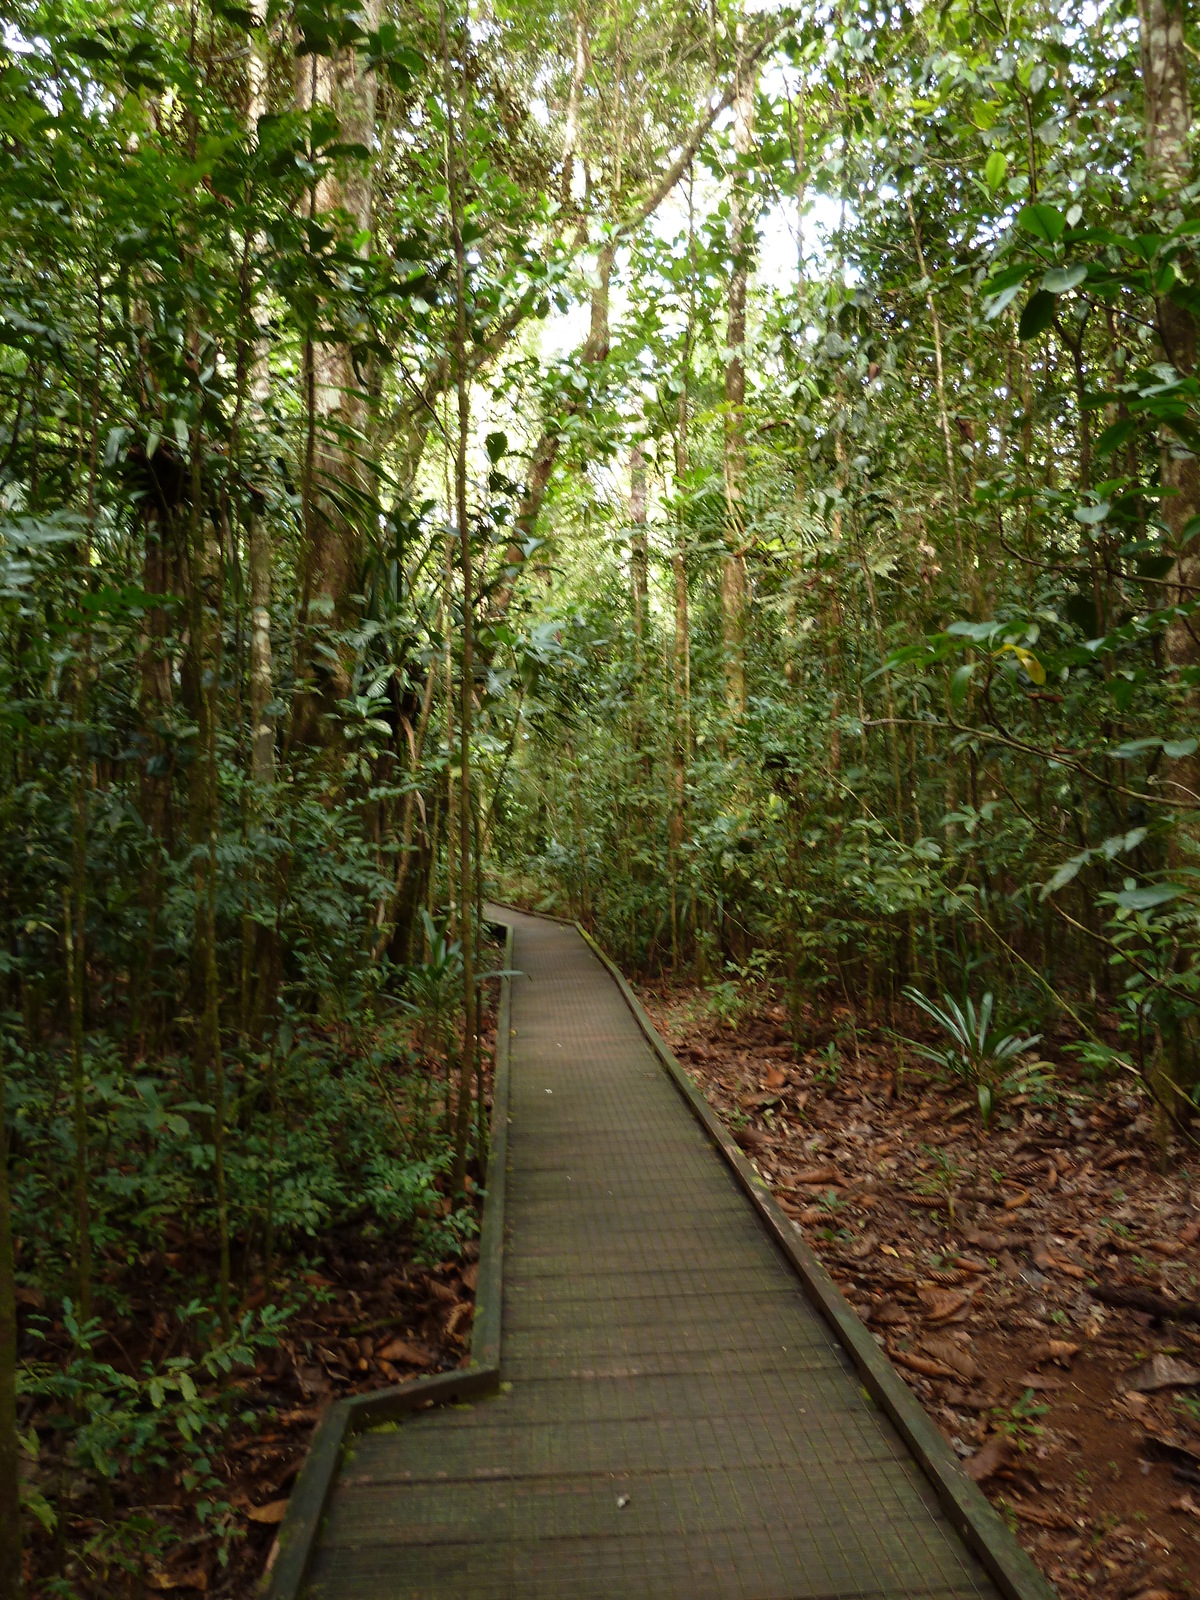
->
[300,910,1049,1600]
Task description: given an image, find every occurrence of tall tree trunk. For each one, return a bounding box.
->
[560,8,589,210]
[905,193,972,605]
[1140,0,1199,1116]
[1140,0,1200,843]
[670,172,697,966]
[0,1031,18,1600]
[671,417,691,968]
[629,443,648,656]
[132,510,174,1054]
[247,0,274,784]
[292,6,382,745]
[439,0,478,1197]
[721,28,755,719]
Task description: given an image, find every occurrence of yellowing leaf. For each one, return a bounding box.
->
[994,642,1046,684]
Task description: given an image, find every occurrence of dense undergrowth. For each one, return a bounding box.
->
[7,979,493,1595]
[2,0,1199,1593]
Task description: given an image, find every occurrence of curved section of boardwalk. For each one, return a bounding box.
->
[307,910,1000,1600]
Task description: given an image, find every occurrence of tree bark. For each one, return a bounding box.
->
[629,443,648,654]
[905,193,971,604]
[439,0,477,1196]
[1140,0,1200,836]
[560,8,589,210]
[248,0,275,782]
[0,1030,18,1600]
[292,5,382,744]
[721,29,755,719]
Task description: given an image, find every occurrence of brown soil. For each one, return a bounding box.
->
[638,980,1200,1600]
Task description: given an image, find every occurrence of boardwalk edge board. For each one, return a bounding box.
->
[576,923,1058,1600]
[260,914,515,1600]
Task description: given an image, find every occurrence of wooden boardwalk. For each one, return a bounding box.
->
[305,909,1006,1600]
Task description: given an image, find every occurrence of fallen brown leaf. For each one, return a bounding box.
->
[1141,1424,1200,1464]
[952,1255,987,1275]
[964,1229,1010,1253]
[148,1573,208,1593]
[845,1230,878,1261]
[919,1336,978,1381]
[1027,1339,1080,1368]
[890,1347,956,1380]
[942,1384,991,1411]
[740,1090,782,1110]
[865,1299,908,1327]
[916,1287,967,1323]
[1005,1499,1077,1532]
[444,1301,474,1341]
[377,1337,434,1367]
[963,1433,1013,1482]
[247,1500,289,1526]
[1127,1352,1200,1393]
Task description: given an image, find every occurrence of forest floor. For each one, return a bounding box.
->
[24,994,499,1600]
[638,979,1200,1600]
[193,1209,482,1598]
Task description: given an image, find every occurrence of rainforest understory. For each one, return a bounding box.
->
[2,0,1200,1594]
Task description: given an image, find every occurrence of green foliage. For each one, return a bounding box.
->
[902,988,1049,1127]
[2,0,1200,1584]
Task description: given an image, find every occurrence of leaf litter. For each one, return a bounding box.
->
[640,981,1200,1600]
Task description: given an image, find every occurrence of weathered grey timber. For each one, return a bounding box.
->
[302,908,1047,1600]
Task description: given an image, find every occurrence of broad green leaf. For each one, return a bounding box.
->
[1040,263,1086,294]
[984,151,1008,191]
[1073,502,1110,525]
[1019,203,1065,243]
[1099,827,1148,859]
[949,663,975,706]
[1095,418,1136,457]
[985,283,1024,319]
[1040,853,1086,897]
[981,262,1031,295]
[1018,289,1056,340]
[1112,883,1185,910]
[1163,737,1199,759]
[947,620,1003,641]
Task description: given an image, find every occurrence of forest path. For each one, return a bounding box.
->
[305,908,1002,1600]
